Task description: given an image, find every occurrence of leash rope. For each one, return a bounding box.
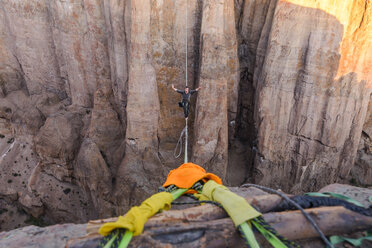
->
[184,118,188,163]
[173,118,188,163]
[174,126,186,158]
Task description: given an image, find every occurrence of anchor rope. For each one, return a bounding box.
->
[184,0,188,164]
[173,0,189,163]
[185,0,188,87]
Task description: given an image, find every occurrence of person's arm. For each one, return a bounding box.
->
[172,84,183,94]
[190,87,201,94]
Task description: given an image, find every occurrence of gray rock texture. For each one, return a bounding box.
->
[0,224,86,248]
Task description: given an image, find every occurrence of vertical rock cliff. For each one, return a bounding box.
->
[192,0,239,178]
[249,0,371,192]
[0,0,370,230]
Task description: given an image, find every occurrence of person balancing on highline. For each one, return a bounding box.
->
[172,84,201,119]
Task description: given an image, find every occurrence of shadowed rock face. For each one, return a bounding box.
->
[0,0,370,230]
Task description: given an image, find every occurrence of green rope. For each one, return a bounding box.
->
[170,188,188,200]
[252,217,299,248]
[117,231,133,248]
[252,220,287,248]
[239,222,260,248]
[330,231,372,247]
[305,192,364,207]
[102,231,118,248]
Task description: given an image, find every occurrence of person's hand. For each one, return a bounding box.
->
[172,84,177,91]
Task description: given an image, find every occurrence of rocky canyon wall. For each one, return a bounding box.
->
[238,0,372,192]
[0,0,370,231]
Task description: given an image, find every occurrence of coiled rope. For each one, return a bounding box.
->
[173,118,188,163]
[174,126,186,159]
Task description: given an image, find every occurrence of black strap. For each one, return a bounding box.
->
[270,195,372,217]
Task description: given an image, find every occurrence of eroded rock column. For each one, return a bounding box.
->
[114,0,164,210]
[192,0,239,180]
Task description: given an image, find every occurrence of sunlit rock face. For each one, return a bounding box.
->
[243,0,372,192]
[0,0,370,230]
